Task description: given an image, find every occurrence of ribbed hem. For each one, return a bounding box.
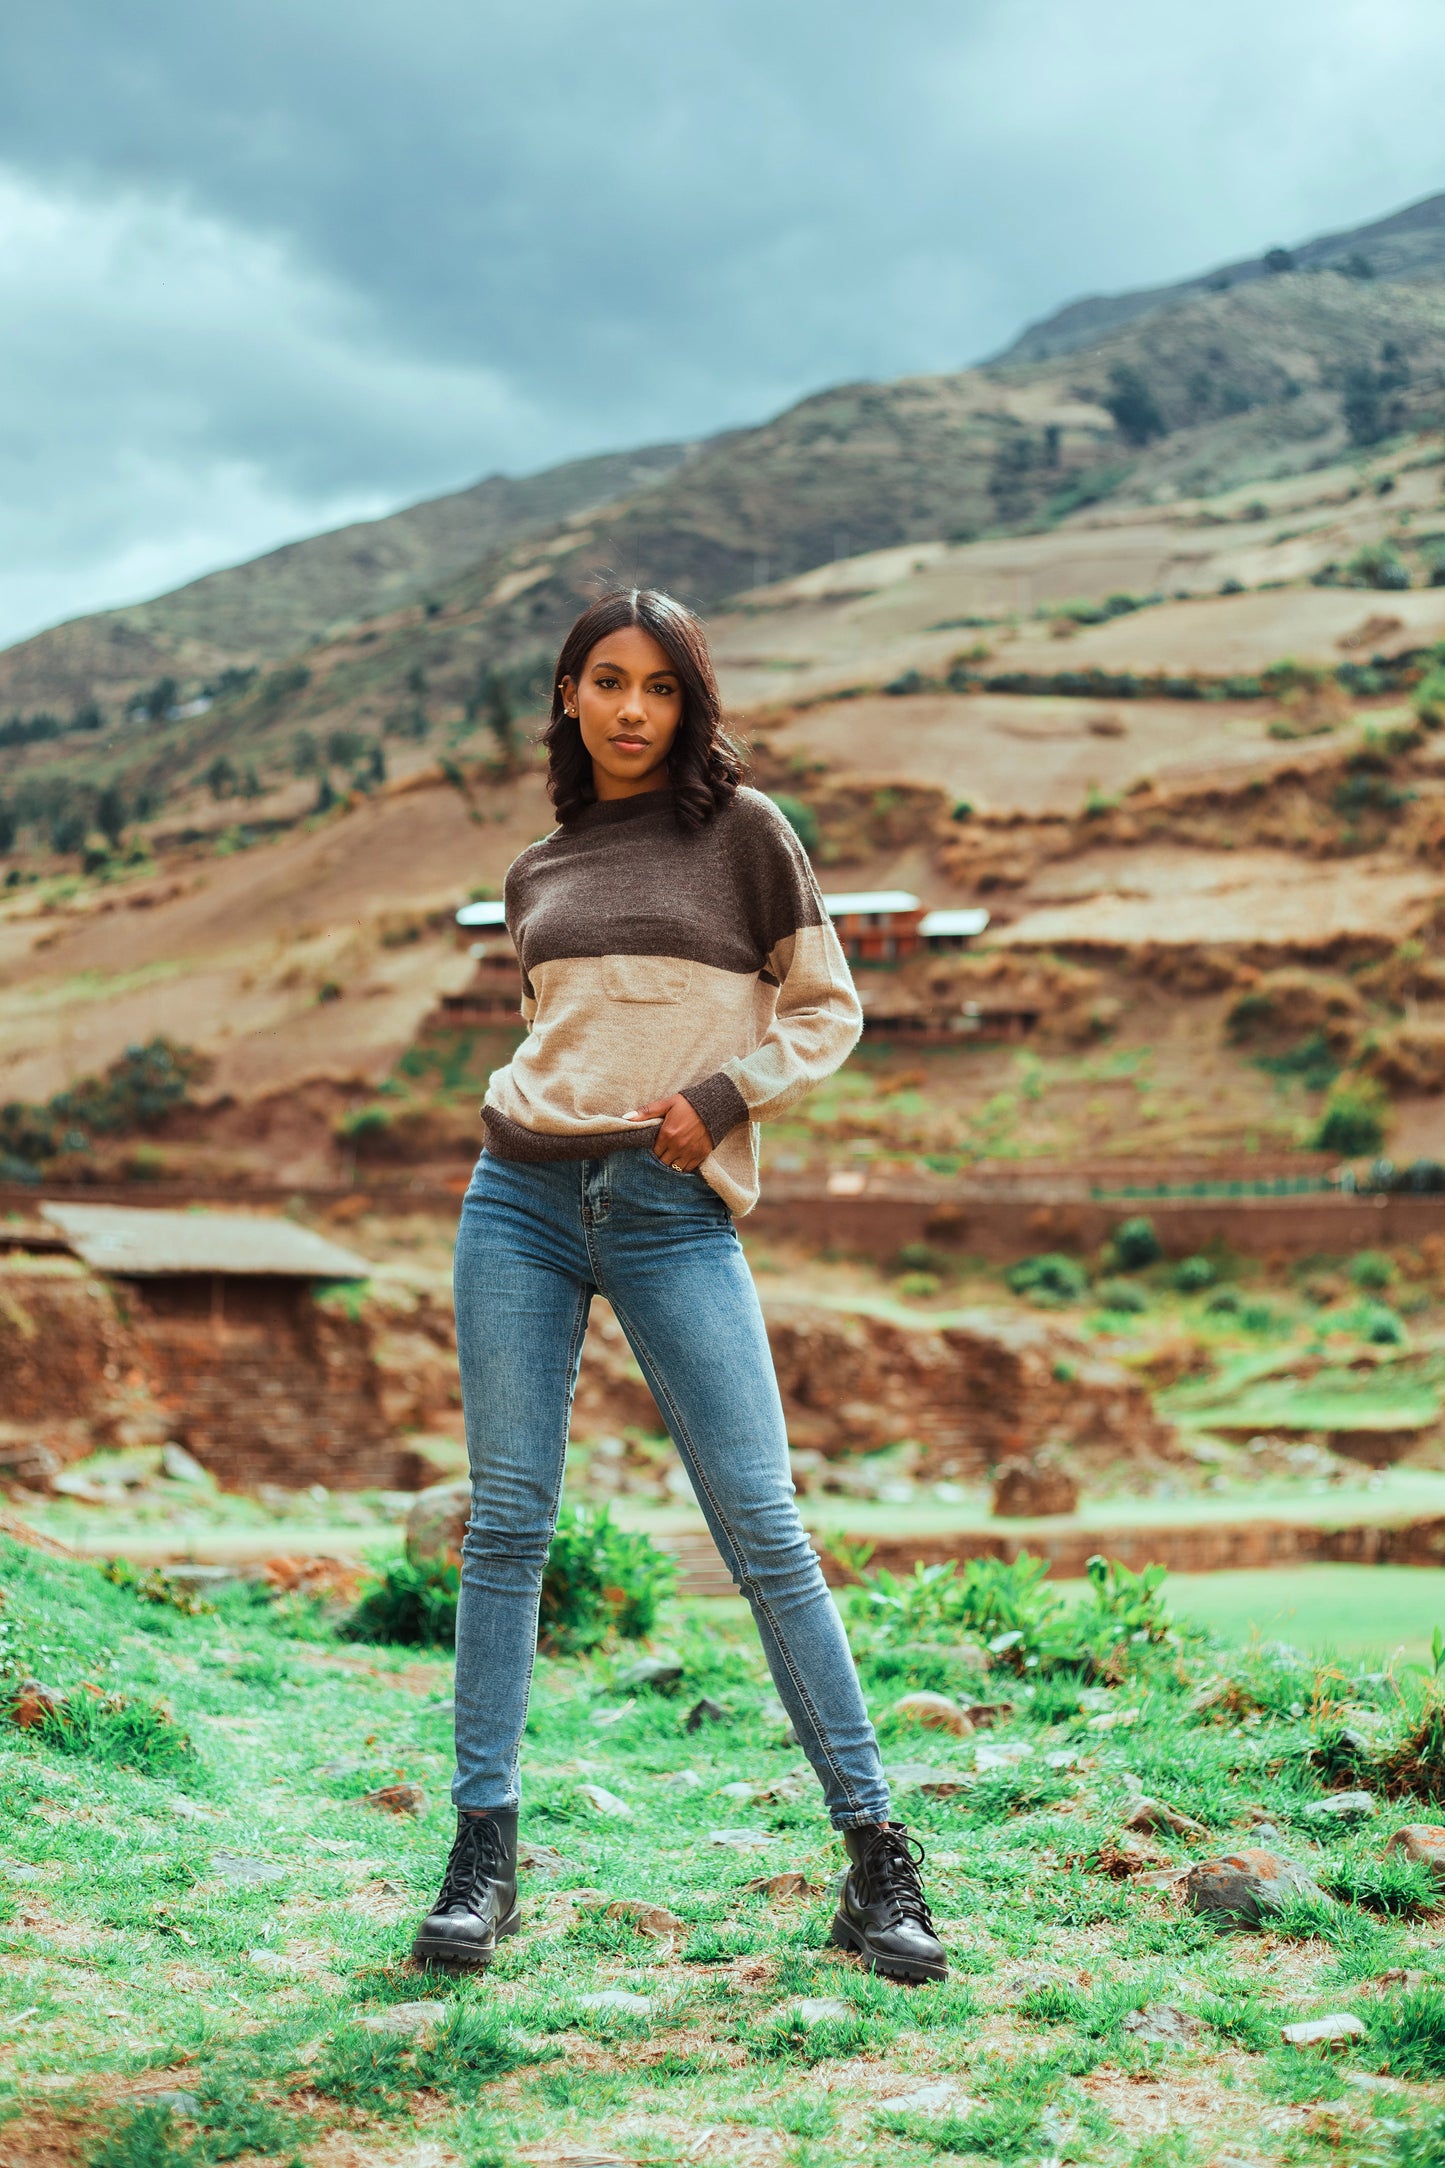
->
[680,1070,750,1148]
[480,1105,657,1162]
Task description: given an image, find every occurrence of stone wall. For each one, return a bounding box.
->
[0,1259,141,1484]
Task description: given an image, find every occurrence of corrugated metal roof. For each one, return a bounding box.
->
[455,900,509,928]
[41,1203,371,1280]
[919,907,991,938]
[821,890,921,917]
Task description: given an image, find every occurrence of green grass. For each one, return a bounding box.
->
[5,1535,1445,2166]
[1157,1563,1445,1663]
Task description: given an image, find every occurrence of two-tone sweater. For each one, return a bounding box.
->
[480,786,862,1214]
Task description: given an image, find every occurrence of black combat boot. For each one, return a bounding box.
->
[831,1821,947,1983]
[411,1808,520,1972]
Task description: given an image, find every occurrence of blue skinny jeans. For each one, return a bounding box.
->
[450,1146,889,1828]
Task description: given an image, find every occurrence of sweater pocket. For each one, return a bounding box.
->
[602,954,693,1003]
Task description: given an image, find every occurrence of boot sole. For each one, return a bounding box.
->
[830,1910,947,1984]
[412,1902,521,1973]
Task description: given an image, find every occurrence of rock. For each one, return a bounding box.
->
[614,1657,684,1695]
[577,1783,631,1818]
[420,1695,455,1717]
[708,1829,773,1850]
[892,1691,974,1738]
[1344,2072,1405,2094]
[792,1996,854,2025]
[147,2092,202,2116]
[1087,1707,1139,1733]
[246,1949,295,1973]
[1304,1791,1377,1822]
[576,1989,652,2015]
[404,1478,470,1571]
[518,1843,571,1876]
[975,1740,1032,1770]
[720,1780,757,1800]
[685,1697,727,1732]
[1124,1798,1210,1840]
[6,1679,61,1729]
[991,1456,1079,1518]
[1375,1966,1428,1989]
[160,1443,212,1485]
[742,1872,818,1899]
[1184,1850,1327,1927]
[656,1769,702,1790]
[963,1701,1016,1729]
[883,2079,979,2116]
[359,1783,425,1817]
[0,1860,40,1883]
[1122,2003,1202,2045]
[1385,1824,1445,1887]
[604,1900,687,1938]
[884,1761,968,1798]
[1281,2014,1366,2049]
[210,1852,287,1887]
[357,2000,448,2036]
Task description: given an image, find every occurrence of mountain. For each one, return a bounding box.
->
[996,186,1445,364]
[0,439,695,715]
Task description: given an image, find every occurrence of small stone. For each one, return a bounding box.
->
[359,1784,425,1817]
[991,1457,1079,1517]
[7,1679,62,1730]
[793,1996,854,2024]
[357,2000,448,2036]
[1281,2013,1366,2049]
[975,1740,1032,1770]
[708,1829,773,1850]
[161,1443,212,1484]
[0,1859,41,1883]
[1184,1849,1326,1927]
[146,2092,202,2116]
[605,1900,688,1938]
[1304,1791,1376,1821]
[518,1843,570,1875]
[964,1702,1016,1729]
[685,1697,727,1732]
[578,1783,631,1819]
[576,1989,652,2015]
[883,2078,978,2116]
[1087,1707,1139,1733]
[316,1759,365,1781]
[614,1658,685,1695]
[742,1871,818,1899]
[211,1852,287,1887]
[1344,2072,1405,2094]
[892,1691,974,1738]
[1375,1966,1428,1989]
[655,1769,702,1790]
[1122,2003,1202,2045]
[1125,1798,1210,1840]
[1385,1824,1445,1887]
[720,1780,757,1800]
[884,1761,968,1797]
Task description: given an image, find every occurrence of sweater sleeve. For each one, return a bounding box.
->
[679,799,861,1146]
[503,859,538,1026]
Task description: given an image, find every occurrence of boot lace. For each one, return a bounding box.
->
[435,1815,505,1917]
[859,1823,936,1932]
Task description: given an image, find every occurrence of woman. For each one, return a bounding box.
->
[412,588,945,1985]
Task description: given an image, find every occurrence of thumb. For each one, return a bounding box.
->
[623,1098,670,1121]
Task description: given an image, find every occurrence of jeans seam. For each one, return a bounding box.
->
[466,1273,590,1811]
[607,1292,866,1821]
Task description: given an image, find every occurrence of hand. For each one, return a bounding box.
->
[624,1094,711,1171]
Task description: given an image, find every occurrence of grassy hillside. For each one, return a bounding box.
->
[998,184,1445,363]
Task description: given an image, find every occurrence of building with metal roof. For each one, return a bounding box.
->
[43,1204,369,1281]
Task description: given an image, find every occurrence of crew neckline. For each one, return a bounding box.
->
[572,788,676,830]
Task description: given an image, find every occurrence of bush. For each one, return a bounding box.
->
[898,1271,942,1299]
[1345,540,1411,591]
[845,1549,1171,1677]
[768,794,819,855]
[344,1556,460,1646]
[1096,1278,1148,1314]
[1102,363,1166,447]
[1173,1254,1216,1292]
[1312,1076,1388,1155]
[539,1506,675,1655]
[1205,1288,1241,1315]
[1344,1299,1406,1346]
[1415,671,1445,728]
[1350,1249,1396,1291]
[1109,1215,1162,1270]
[1006,1253,1089,1304]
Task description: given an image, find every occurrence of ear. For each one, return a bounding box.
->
[557,673,579,718]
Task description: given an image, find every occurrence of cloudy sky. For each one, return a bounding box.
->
[2,0,1443,648]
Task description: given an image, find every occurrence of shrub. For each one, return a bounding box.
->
[1007,1252,1089,1304]
[344,1557,459,1647]
[1415,671,1445,728]
[539,1506,675,1655]
[1096,1278,1148,1314]
[898,1271,942,1299]
[1109,1215,1162,1270]
[1205,1288,1241,1315]
[1312,1077,1388,1155]
[1173,1254,1216,1292]
[768,793,819,854]
[1344,1299,1406,1346]
[846,1550,1170,1677]
[1102,363,1166,447]
[1350,1248,1396,1291]
[1345,540,1411,591]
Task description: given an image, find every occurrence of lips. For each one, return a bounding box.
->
[611,735,649,751]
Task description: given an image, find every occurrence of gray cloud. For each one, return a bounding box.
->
[1,0,1443,647]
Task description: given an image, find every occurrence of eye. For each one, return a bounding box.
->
[650,680,677,696]
[594,673,619,688]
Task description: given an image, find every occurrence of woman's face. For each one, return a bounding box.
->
[561,624,683,799]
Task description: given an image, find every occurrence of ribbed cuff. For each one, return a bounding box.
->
[680,1071,750,1149]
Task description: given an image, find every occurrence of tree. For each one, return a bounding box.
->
[1343,365,1385,447]
[1263,245,1295,275]
[314,775,337,815]
[95,784,127,848]
[127,677,178,726]
[1342,251,1376,281]
[71,701,105,734]
[0,801,15,854]
[1102,363,1166,447]
[50,810,87,856]
[205,755,238,801]
[365,741,387,787]
[292,731,319,776]
[326,727,363,769]
[484,672,516,764]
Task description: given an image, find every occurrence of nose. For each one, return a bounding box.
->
[616,687,646,724]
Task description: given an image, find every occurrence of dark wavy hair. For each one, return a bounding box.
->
[543,588,744,831]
